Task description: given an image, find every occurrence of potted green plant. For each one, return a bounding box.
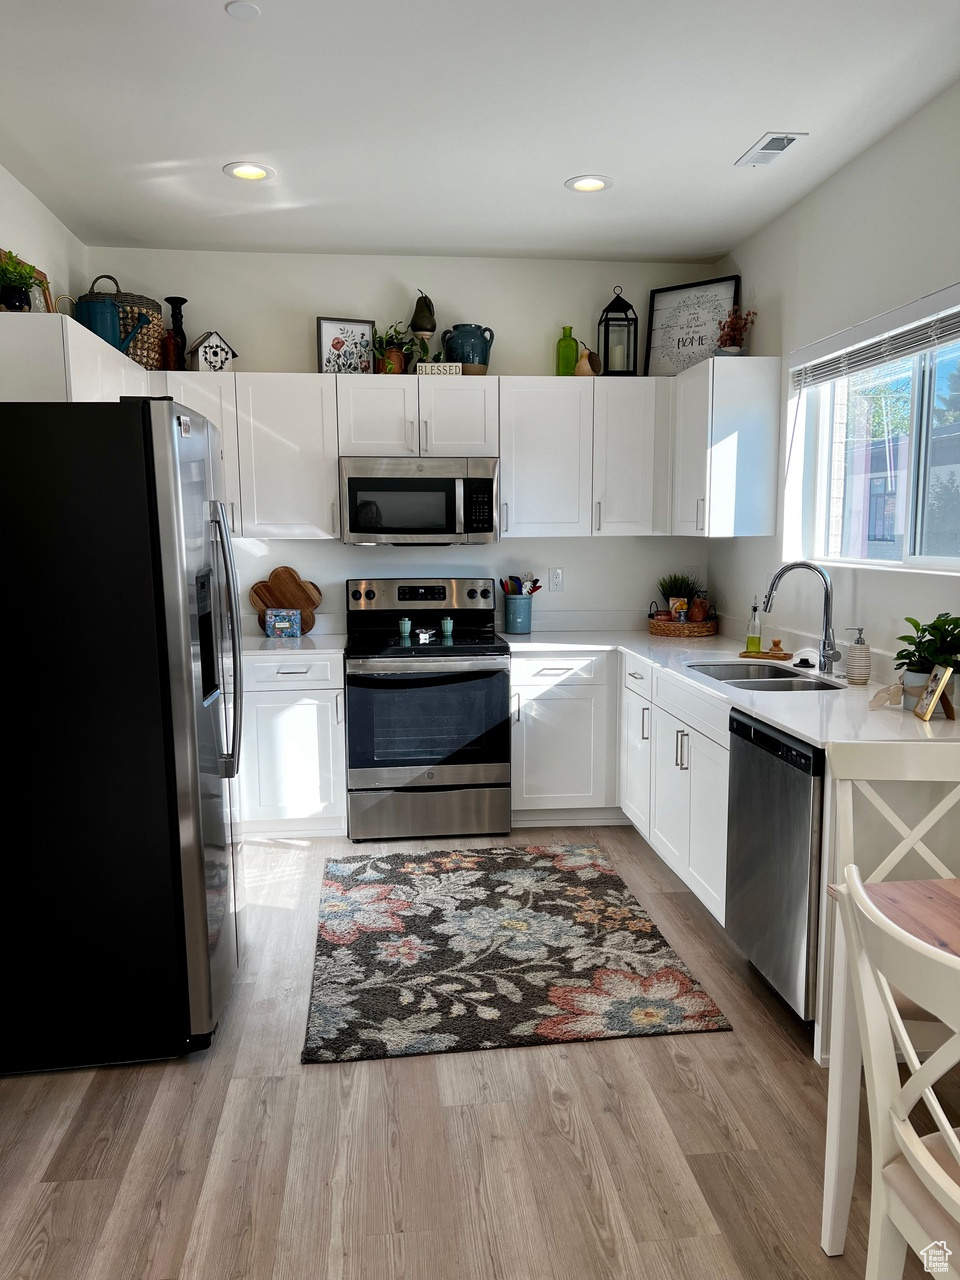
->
[893,612,959,711]
[0,250,40,312]
[657,571,705,618]
[372,321,417,374]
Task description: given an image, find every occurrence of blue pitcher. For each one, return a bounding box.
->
[440,323,494,374]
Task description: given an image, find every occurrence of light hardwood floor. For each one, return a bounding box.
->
[0,825,938,1280]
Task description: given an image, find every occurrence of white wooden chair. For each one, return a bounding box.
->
[821,740,960,1256]
[835,863,959,1280]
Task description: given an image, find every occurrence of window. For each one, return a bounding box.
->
[792,308,960,567]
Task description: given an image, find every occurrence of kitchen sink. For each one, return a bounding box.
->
[725,677,842,692]
[687,662,808,681]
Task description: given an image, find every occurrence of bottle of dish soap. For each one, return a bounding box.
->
[745,596,762,653]
[845,627,871,685]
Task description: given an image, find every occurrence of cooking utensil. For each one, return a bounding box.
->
[249,566,322,633]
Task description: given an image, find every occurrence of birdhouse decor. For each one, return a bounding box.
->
[186,330,238,373]
[597,286,638,376]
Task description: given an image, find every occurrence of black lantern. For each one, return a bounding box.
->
[597,285,638,376]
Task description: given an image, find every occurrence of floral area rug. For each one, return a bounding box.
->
[301,843,731,1063]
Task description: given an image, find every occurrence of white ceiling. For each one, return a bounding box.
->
[3,0,959,262]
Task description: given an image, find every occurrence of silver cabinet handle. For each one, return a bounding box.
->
[628,670,644,681]
[277,666,310,675]
[641,704,649,740]
[696,497,705,531]
[596,501,602,532]
[502,501,509,533]
[406,419,416,453]
[680,731,690,770]
[513,691,521,723]
[675,728,683,767]
[332,500,339,538]
[229,501,237,534]
[421,419,429,452]
[535,667,573,677]
[335,690,344,724]
[212,499,243,779]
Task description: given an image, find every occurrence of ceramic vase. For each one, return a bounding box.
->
[901,668,956,715]
[714,345,742,356]
[440,324,494,374]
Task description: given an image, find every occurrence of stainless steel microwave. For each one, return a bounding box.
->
[339,457,500,545]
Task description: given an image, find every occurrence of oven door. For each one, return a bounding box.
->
[340,458,464,545]
[345,657,510,788]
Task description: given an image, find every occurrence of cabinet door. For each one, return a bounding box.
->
[512,681,610,808]
[336,374,420,455]
[649,705,690,874]
[238,689,346,835]
[0,313,69,400]
[236,373,339,538]
[707,357,781,538]
[593,379,659,536]
[686,729,729,924]
[499,377,594,537]
[164,372,242,535]
[619,686,652,837]
[672,358,710,536]
[418,376,499,456]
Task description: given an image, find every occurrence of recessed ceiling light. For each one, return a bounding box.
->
[225,1,261,18]
[564,175,613,192]
[223,162,275,180]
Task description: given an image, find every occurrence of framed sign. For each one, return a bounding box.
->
[316,316,374,374]
[643,275,740,376]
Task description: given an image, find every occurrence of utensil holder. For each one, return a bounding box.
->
[504,595,531,634]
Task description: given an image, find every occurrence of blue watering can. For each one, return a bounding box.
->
[66,275,151,354]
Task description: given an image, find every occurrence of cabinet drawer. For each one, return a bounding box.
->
[510,651,607,686]
[653,669,729,746]
[621,653,653,698]
[242,653,343,691]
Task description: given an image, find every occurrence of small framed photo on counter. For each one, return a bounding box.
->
[912,663,955,721]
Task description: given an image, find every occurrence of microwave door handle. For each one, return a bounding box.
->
[212,499,243,778]
[455,478,465,533]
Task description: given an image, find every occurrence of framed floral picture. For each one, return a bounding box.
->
[643,275,740,375]
[317,316,374,374]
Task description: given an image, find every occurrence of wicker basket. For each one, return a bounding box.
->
[649,618,718,639]
[78,275,163,370]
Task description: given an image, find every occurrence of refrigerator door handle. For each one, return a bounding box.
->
[212,499,243,778]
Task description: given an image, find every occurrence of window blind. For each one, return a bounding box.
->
[790,306,960,391]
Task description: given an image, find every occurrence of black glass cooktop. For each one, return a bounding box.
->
[345,629,510,659]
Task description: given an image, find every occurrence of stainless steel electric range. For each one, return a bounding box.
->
[343,577,512,841]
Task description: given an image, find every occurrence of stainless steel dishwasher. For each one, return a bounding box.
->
[725,711,825,1019]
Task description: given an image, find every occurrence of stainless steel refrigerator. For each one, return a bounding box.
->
[2,398,244,1074]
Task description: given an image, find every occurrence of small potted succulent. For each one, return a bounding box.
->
[893,612,959,711]
[0,250,41,312]
[372,321,418,374]
[715,305,757,355]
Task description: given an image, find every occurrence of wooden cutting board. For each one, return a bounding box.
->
[249,566,322,633]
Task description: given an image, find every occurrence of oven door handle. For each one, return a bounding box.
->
[346,656,510,676]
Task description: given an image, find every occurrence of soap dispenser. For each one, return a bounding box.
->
[845,627,871,685]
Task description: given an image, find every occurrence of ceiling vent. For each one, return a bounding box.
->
[735,132,808,167]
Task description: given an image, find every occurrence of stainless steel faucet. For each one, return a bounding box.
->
[761,561,840,674]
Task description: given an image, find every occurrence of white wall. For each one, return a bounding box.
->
[233,534,710,634]
[81,246,712,376]
[0,165,88,302]
[709,81,960,681]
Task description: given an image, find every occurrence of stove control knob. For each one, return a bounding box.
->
[467,588,478,599]
[480,588,491,599]
[364,589,376,600]
[351,589,362,601]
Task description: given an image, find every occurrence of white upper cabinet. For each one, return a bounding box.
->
[499,377,594,537]
[236,373,339,538]
[0,313,149,402]
[672,355,781,537]
[593,377,672,536]
[417,376,499,455]
[336,374,499,456]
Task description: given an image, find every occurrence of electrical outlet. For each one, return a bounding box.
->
[683,564,701,581]
[549,567,564,592]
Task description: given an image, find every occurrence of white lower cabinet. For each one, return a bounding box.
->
[238,654,346,837]
[619,659,653,838]
[510,651,616,813]
[649,701,729,923]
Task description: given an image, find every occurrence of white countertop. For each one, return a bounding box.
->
[507,630,960,749]
[239,624,958,749]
